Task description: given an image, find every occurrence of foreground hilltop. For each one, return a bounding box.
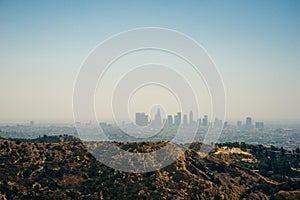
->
[0,136,299,200]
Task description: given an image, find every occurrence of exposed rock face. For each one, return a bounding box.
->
[0,138,298,200]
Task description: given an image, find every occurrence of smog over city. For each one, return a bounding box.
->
[0,1,300,199]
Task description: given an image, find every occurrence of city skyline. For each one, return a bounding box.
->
[1,2,300,198]
[134,108,263,129]
[0,1,300,122]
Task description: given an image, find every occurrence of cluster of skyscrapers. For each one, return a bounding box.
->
[136,109,264,130]
[236,117,264,129]
[135,109,209,127]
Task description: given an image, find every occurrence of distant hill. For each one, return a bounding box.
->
[0,137,299,200]
[11,134,77,143]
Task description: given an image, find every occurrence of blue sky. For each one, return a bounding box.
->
[0,0,299,122]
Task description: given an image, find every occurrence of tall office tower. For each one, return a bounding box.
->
[197,118,201,126]
[189,110,194,125]
[244,117,253,129]
[153,108,162,126]
[255,122,259,129]
[214,118,223,128]
[214,118,220,127]
[202,115,208,126]
[136,112,148,126]
[260,122,264,129]
[183,114,188,125]
[237,121,242,128]
[224,121,228,128]
[246,117,252,126]
[167,115,173,126]
[255,122,264,129]
[174,112,181,126]
[174,115,178,126]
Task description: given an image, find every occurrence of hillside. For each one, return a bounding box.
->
[0,137,299,200]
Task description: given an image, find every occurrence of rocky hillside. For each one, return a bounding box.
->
[0,137,299,200]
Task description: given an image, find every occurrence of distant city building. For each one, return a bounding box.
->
[224,121,228,128]
[237,121,242,128]
[183,114,188,125]
[202,115,208,126]
[167,115,173,126]
[197,118,201,126]
[255,122,264,129]
[246,117,252,126]
[244,117,254,129]
[136,112,148,126]
[214,118,222,128]
[189,111,194,125]
[153,108,162,127]
[260,122,264,129]
[99,122,107,127]
[162,119,167,127]
[174,112,181,126]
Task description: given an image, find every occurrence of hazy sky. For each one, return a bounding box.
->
[0,0,299,123]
